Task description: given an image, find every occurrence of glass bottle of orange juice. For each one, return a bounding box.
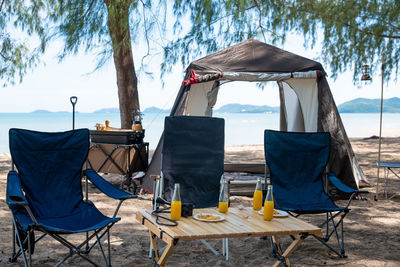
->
[170,183,182,221]
[263,185,274,221]
[253,178,263,210]
[218,179,229,213]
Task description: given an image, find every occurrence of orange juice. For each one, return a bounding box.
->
[171,201,182,221]
[218,202,228,213]
[263,201,274,221]
[253,190,263,210]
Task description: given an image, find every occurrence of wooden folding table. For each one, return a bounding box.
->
[136,207,322,266]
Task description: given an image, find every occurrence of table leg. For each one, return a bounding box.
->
[158,240,176,266]
[272,234,304,267]
[148,229,177,267]
[149,231,160,262]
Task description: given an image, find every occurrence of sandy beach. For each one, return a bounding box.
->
[1,137,400,266]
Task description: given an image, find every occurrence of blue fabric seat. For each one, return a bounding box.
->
[6,128,136,267]
[264,130,368,258]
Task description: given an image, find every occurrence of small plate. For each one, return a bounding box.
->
[193,213,225,222]
[257,209,289,218]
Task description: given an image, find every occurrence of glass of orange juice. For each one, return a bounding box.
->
[263,185,274,221]
[171,183,182,221]
[253,178,263,210]
[218,179,229,213]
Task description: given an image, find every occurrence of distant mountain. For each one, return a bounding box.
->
[215,104,279,113]
[143,107,170,113]
[31,110,70,114]
[31,109,52,113]
[338,97,400,113]
[93,108,119,114]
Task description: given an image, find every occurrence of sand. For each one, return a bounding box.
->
[1,137,400,266]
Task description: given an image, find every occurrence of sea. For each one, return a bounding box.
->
[1,112,399,154]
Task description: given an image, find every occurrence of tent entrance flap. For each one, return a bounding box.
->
[184,81,216,116]
[279,78,318,132]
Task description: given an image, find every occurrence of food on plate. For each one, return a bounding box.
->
[197,214,220,220]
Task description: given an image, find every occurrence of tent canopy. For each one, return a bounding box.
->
[189,39,324,74]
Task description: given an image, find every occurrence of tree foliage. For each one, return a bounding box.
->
[168,0,400,81]
[46,0,166,74]
[0,0,47,86]
[45,0,167,128]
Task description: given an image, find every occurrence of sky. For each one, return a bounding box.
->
[1,33,399,113]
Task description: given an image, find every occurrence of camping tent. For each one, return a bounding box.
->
[142,39,367,193]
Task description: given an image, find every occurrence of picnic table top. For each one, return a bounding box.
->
[137,207,322,240]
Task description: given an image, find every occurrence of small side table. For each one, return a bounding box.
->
[377,161,400,199]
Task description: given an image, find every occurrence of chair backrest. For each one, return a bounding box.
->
[9,128,89,219]
[264,130,331,211]
[162,116,224,208]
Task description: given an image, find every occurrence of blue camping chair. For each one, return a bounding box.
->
[6,129,136,266]
[264,130,368,259]
[151,116,227,261]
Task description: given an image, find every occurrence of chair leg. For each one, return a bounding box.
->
[108,229,111,267]
[10,222,17,262]
[9,215,30,266]
[28,230,32,266]
[312,211,348,258]
[40,224,113,267]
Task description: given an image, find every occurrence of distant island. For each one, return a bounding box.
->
[31,110,71,114]
[215,104,279,113]
[143,107,171,113]
[140,104,279,114]
[29,97,400,114]
[337,97,400,113]
[93,108,119,114]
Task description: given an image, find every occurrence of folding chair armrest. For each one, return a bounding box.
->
[327,172,368,194]
[6,171,28,207]
[328,172,369,209]
[84,169,137,200]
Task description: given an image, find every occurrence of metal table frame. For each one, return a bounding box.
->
[377,161,400,199]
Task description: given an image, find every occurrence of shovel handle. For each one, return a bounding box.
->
[70,96,78,105]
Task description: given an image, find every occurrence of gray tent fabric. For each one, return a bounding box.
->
[141,39,366,195]
[189,39,324,74]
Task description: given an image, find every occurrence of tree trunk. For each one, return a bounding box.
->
[105,0,139,129]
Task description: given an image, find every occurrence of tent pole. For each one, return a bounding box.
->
[375,53,385,201]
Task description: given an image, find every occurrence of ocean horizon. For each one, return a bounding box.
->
[1,112,399,154]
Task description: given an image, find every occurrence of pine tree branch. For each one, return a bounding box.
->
[209,5,256,26]
[0,52,11,61]
[287,5,400,39]
[344,23,400,39]
[84,0,96,18]
[139,0,151,66]
[365,13,400,31]
[0,0,4,12]
[252,0,266,43]
[379,20,400,31]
